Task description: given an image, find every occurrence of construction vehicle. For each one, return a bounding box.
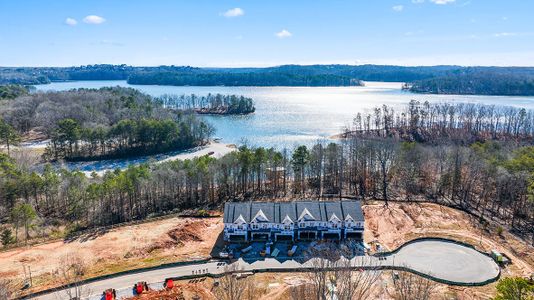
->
[133,281,149,295]
[102,288,117,300]
[164,278,174,289]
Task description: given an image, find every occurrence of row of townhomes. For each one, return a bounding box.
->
[223,200,364,242]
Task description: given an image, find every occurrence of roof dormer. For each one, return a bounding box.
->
[251,209,269,223]
[329,213,341,223]
[298,208,315,221]
[234,214,246,225]
[282,215,294,224]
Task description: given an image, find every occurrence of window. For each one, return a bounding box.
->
[299,222,305,228]
[252,224,259,230]
[284,224,291,230]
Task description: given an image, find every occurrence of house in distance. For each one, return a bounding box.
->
[223,200,364,242]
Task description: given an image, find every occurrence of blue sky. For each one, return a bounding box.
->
[0,0,533,67]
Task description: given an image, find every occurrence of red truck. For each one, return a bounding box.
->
[102,288,116,300]
[134,281,149,295]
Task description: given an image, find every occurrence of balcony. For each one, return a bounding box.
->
[249,228,272,233]
[345,226,364,232]
[224,228,247,234]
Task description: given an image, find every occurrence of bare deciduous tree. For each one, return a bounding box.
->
[304,243,382,300]
[214,265,252,300]
[0,279,13,300]
[392,271,437,300]
[55,253,89,300]
[335,257,382,300]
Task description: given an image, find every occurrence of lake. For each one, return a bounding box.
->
[35,80,534,150]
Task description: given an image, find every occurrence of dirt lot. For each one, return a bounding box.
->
[149,202,532,300]
[365,201,534,299]
[0,217,223,294]
[1,201,532,299]
[364,202,533,275]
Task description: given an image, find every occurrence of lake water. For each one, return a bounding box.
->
[34,80,534,150]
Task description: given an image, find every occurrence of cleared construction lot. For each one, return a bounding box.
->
[33,239,500,300]
[4,202,532,299]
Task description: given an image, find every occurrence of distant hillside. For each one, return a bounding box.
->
[2,64,534,94]
[410,68,534,96]
[127,71,362,87]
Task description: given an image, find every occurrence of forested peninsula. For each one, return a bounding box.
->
[0,87,214,161]
[410,71,534,96]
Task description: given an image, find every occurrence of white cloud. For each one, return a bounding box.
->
[83,15,106,25]
[275,29,292,39]
[64,18,77,26]
[412,0,425,3]
[392,5,404,11]
[430,0,455,4]
[494,32,518,37]
[222,8,244,18]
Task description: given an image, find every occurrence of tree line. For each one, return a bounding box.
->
[344,100,534,143]
[127,71,362,87]
[1,133,533,246]
[3,64,534,89]
[158,93,255,114]
[410,71,534,96]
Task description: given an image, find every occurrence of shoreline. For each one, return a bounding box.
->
[11,140,237,176]
[73,141,237,176]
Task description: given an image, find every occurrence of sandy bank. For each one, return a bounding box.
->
[73,141,237,176]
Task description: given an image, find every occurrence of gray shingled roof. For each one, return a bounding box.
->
[341,201,364,221]
[223,202,250,223]
[323,201,344,222]
[296,201,322,221]
[274,202,298,223]
[224,200,364,224]
[250,202,275,222]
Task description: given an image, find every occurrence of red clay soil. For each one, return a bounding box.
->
[123,283,215,300]
[143,219,208,254]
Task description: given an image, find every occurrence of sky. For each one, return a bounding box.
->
[0,0,533,67]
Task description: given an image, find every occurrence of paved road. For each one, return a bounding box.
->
[30,240,500,300]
